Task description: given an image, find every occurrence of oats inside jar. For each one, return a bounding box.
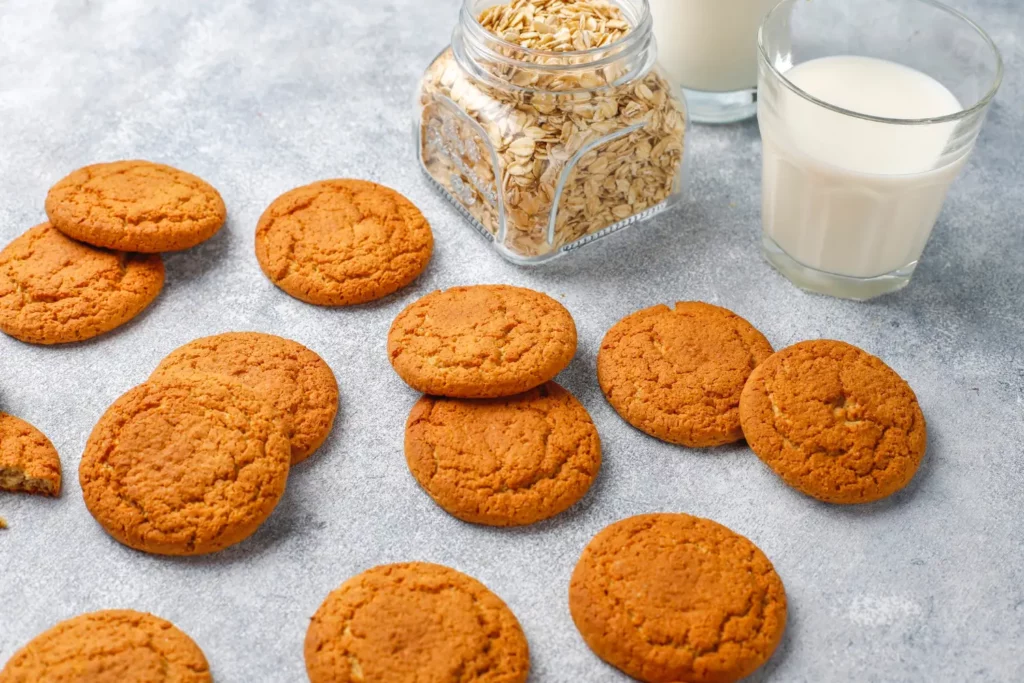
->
[418,0,687,261]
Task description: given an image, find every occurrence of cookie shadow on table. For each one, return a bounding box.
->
[280,419,346,501]
[3,294,165,354]
[2,228,232,354]
[260,274,434,319]
[175,482,308,567]
[161,223,230,284]
[345,285,429,314]
[495,465,610,541]
[294,409,345,476]
[191,415,351,564]
[804,425,937,520]
[746,600,796,683]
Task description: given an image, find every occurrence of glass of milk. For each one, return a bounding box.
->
[757,0,1003,300]
[650,0,780,123]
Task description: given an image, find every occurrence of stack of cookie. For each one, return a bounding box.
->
[0,160,226,345]
[598,301,927,504]
[78,332,338,555]
[387,284,602,527]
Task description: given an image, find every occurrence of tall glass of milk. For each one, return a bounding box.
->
[757,0,1002,300]
[650,0,780,123]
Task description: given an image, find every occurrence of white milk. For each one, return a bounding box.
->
[650,0,777,92]
[759,55,966,279]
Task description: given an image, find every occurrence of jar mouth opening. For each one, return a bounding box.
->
[460,0,652,62]
[757,0,1003,126]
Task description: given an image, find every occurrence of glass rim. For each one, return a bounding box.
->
[757,0,1004,126]
[461,0,651,61]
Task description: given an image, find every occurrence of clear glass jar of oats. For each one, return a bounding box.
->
[416,0,687,264]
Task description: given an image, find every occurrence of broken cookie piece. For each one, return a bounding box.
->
[0,412,62,497]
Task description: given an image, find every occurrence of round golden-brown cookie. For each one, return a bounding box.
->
[0,223,164,345]
[569,513,787,683]
[0,609,211,682]
[79,374,291,556]
[405,382,601,526]
[0,413,62,497]
[739,339,927,504]
[388,285,577,398]
[597,302,774,447]
[305,562,530,683]
[254,179,433,306]
[150,332,339,464]
[45,160,226,253]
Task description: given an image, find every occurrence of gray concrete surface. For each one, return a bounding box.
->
[1,1,1022,681]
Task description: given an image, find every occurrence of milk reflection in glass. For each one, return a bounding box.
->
[650,0,777,92]
[759,56,965,279]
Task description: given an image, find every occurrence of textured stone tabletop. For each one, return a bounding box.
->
[1,1,1022,681]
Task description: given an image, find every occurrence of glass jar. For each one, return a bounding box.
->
[416,0,688,264]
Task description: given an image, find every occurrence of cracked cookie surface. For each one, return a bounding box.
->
[388,285,577,398]
[0,412,62,497]
[255,179,433,306]
[569,513,786,683]
[740,339,927,504]
[45,160,226,253]
[0,609,211,683]
[405,382,600,526]
[151,332,339,464]
[79,374,291,556]
[305,562,530,683]
[598,302,773,447]
[0,223,164,345]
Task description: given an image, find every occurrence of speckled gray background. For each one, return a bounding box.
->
[1,0,1022,681]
